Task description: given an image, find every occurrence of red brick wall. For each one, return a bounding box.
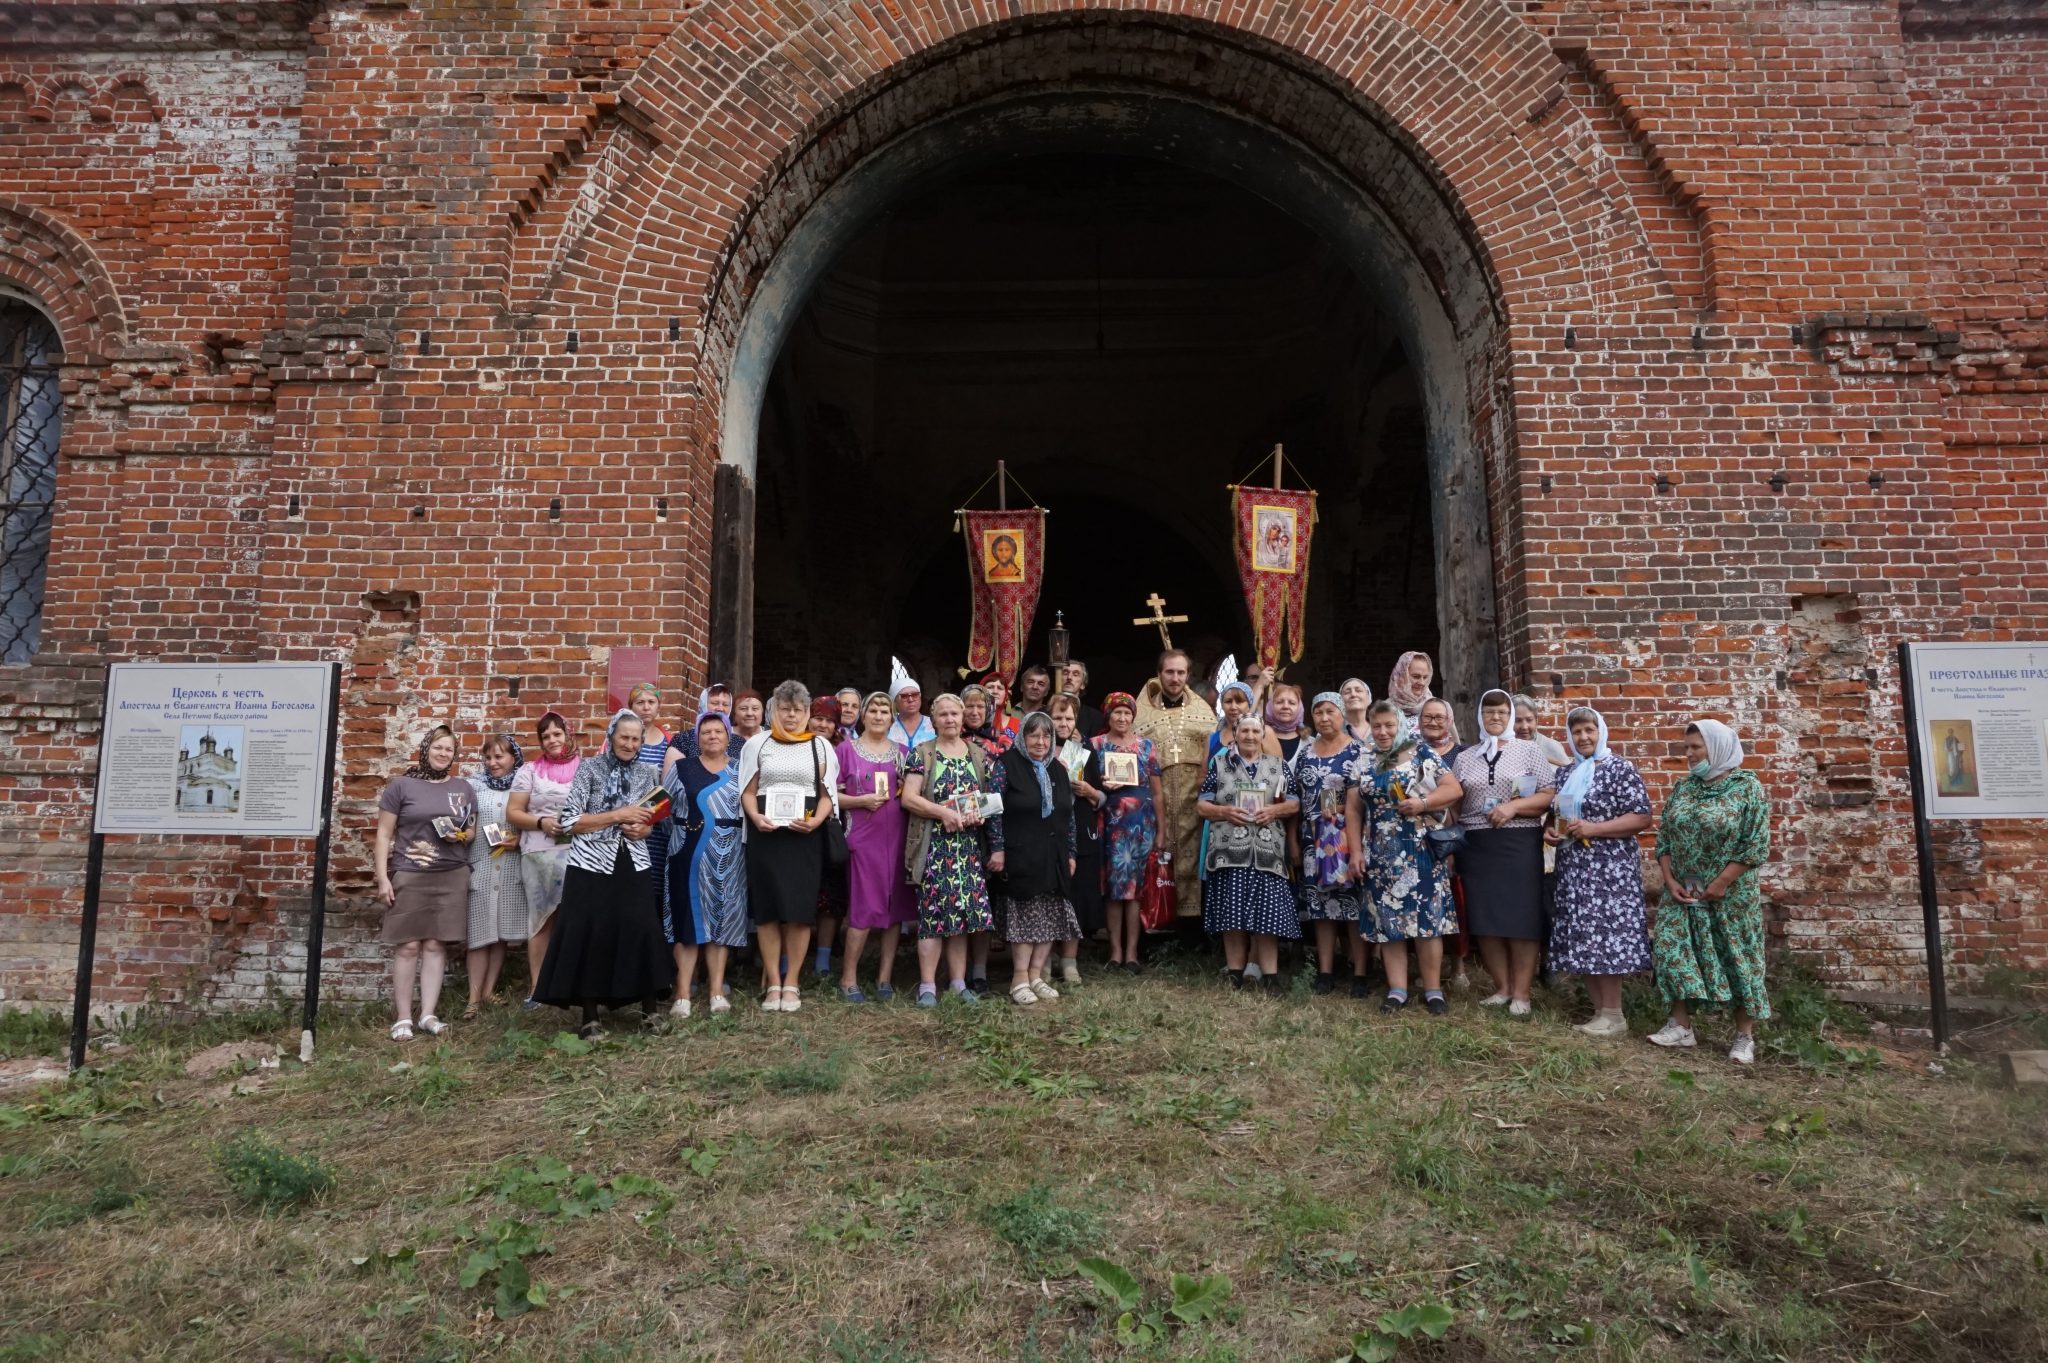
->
[0,0,2042,1010]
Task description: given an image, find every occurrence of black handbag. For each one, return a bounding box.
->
[810,738,850,870]
[1424,824,1468,861]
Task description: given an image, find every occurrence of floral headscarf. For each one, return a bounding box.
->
[1388,651,1433,716]
[405,724,457,780]
[478,733,526,792]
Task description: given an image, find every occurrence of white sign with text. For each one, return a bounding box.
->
[1907,642,2048,821]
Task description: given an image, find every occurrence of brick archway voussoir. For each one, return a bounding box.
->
[0,199,128,364]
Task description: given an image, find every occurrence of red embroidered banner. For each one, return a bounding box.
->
[961,508,1045,685]
[1231,485,1317,671]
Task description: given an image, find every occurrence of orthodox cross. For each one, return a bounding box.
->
[1132,593,1188,650]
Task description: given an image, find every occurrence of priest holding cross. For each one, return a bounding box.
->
[1132,595,1215,924]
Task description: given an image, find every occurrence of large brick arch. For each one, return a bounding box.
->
[579,2,1683,702]
[0,198,128,365]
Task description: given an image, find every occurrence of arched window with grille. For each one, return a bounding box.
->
[0,300,60,663]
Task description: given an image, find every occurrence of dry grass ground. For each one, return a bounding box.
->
[2,952,2045,1363]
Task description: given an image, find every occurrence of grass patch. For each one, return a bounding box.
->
[213,1132,336,1208]
[0,962,2043,1361]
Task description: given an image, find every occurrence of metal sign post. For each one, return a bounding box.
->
[1896,641,1952,1054]
[299,662,344,1062]
[67,664,116,1072]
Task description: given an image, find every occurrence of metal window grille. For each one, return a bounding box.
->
[0,304,60,663]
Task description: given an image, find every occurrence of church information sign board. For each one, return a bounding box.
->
[94,662,334,836]
[1905,642,2048,821]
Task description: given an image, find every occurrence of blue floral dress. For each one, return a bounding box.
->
[1547,756,1652,976]
[1294,738,1366,922]
[907,748,1002,939]
[1091,735,1161,900]
[1358,744,1454,942]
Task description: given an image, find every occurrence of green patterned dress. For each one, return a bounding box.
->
[1652,769,1772,1020]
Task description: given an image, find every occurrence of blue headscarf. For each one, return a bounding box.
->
[1555,706,1608,820]
[1017,711,1057,818]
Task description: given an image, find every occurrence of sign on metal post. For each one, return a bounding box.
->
[74,662,341,1071]
[1899,640,2048,1054]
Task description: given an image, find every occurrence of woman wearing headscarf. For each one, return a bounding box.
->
[374,725,475,1040]
[994,712,1081,1005]
[1092,691,1163,973]
[507,712,581,1004]
[1388,651,1435,717]
[1649,719,1772,1063]
[1418,694,1472,986]
[1451,690,1557,1015]
[889,675,935,749]
[836,691,914,1001]
[738,680,840,1013]
[1050,692,1106,983]
[1261,683,1306,763]
[1358,700,1464,1013]
[835,687,864,739]
[809,696,850,981]
[1546,707,1652,1038]
[1199,680,1258,903]
[1339,678,1375,744]
[901,693,1002,1005]
[532,710,674,1039]
[1296,692,1370,996]
[1199,712,1301,992]
[462,733,529,1019]
[667,683,733,765]
[663,710,748,1017]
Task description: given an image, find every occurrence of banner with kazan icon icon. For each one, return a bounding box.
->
[961,508,1045,685]
[1231,483,1317,671]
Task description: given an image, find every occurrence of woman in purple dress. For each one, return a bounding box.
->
[835,692,913,1002]
[1546,706,1653,1038]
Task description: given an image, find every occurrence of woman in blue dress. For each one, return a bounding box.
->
[663,710,748,1017]
[1358,700,1464,1014]
[1091,691,1163,974]
[1295,693,1369,996]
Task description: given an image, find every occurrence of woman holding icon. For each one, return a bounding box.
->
[835,691,914,1002]
[1197,712,1301,992]
[737,680,840,1014]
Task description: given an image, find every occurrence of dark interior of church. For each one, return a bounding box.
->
[752,153,1439,698]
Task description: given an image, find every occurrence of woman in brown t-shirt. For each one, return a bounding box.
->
[374,725,474,1041]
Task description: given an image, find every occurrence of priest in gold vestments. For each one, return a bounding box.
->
[1135,649,1217,920]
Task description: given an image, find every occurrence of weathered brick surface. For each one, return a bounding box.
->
[0,0,2041,1008]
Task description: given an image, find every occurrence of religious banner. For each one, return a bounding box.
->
[1231,483,1318,670]
[961,508,1046,684]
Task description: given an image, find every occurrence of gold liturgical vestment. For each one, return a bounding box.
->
[1135,678,1217,918]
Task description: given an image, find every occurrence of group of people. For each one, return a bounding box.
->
[373,651,1775,1063]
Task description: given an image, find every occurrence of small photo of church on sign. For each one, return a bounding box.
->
[176,726,243,814]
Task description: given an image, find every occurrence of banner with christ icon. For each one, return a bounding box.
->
[1230,450,1318,671]
[961,507,1046,684]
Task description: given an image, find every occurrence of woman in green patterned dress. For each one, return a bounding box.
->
[1648,719,1771,1064]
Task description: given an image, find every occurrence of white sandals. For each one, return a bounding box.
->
[389,1020,413,1042]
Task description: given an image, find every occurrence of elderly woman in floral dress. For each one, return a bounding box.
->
[1546,706,1652,1038]
[1357,700,1464,1014]
[1649,719,1772,1064]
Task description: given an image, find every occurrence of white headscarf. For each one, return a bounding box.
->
[1476,688,1515,760]
[1555,706,1608,820]
[1690,718,1744,780]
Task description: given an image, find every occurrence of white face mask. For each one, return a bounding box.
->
[1691,759,1712,779]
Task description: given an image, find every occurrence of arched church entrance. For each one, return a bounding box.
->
[698,17,1516,708]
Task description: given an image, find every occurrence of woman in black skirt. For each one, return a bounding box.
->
[533,709,675,1038]
[737,679,840,1014]
[1450,690,1557,1016]
[995,712,1082,1005]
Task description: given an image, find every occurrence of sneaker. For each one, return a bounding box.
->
[709,993,731,1015]
[874,982,895,1002]
[1380,992,1410,1014]
[840,986,867,1004]
[968,974,990,994]
[520,997,540,1012]
[1313,972,1335,995]
[1647,1020,1697,1048]
[915,986,938,1009]
[1031,980,1059,1001]
[1508,999,1532,1018]
[669,997,691,1019]
[1423,994,1450,1016]
[957,988,980,1005]
[1479,993,1511,1008]
[1585,1011,1629,1039]
[1059,959,1081,985]
[1729,1033,1756,1066]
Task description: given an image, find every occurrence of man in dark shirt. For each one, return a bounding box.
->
[1061,659,1106,739]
